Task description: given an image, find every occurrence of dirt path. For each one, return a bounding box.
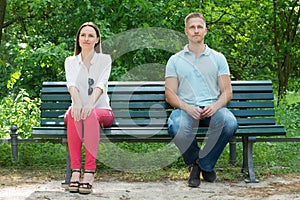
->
[0,174,299,200]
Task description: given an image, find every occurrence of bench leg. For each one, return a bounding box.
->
[242,136,259,183]
[229,137,237,164]
[242,137,247,173]
[10,125,18,162]
[61,141,71,187]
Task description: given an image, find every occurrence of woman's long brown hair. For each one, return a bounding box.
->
[74,22,102,55]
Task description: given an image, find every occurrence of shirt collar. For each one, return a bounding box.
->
[77,52,97,65]
[183,44,211,56]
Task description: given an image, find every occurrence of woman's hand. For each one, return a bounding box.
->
[69,86,83,121]
[71,104,82,121]
[81,103,93,120]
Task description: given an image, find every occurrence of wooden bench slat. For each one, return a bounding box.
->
[40,101,275,111]
[40,109,276,118]
[32,125,286,138]
[42,87,68,94]
[41,112,65,118]
[232,93,274,100]
[227,101,274,108]
[41,120,65,126]
[41,93,275,102]
[231,109,275,117]
[40,117,276,127]
[109,94,166,101]
[231,85,272,92]
[41,86,274,95]
[235,125,286,136]
[236,118,276,125]
[39,109,275,119]
[230,80,272,85]
[41,103,70,110]
[42,94,71,101]
[41,80,273,87]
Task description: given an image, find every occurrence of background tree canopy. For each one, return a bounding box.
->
[0,0,299,100]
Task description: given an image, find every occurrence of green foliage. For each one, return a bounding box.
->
[0,57,10,98]
[2,0,299,96]
[104,27,185,80]
[13,42,70,97]
[0,144,13,166]
[0,89,40,138]
[276,102,300,137]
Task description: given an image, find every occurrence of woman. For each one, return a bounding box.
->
[64,22,114,194]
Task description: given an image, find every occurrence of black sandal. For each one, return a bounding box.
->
[79,170,95,194]
[68,169,81,193]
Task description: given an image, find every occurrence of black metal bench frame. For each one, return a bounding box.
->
[10,80,286,184]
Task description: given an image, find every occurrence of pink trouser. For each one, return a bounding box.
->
[64,108,114,170]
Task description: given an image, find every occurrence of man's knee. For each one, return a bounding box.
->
[215,108,238,136]
[223,115,238,137]
[168,116,183,138]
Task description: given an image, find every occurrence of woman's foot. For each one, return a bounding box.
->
[79,170,95,194]
[68,169,81,193]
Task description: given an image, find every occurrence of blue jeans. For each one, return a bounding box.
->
[168,107,238,172]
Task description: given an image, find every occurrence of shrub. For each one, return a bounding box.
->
[0,89,40,138]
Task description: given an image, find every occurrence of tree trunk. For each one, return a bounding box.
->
[273,0,299,105]
[0,0,6,44]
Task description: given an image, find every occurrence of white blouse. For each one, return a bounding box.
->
[64,52,112,110]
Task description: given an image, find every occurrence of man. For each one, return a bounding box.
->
[165,12,238,187]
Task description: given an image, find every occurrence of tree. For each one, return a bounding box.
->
[273,0,300,102]
[0,0,6,44]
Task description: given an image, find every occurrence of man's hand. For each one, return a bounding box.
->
[186,105,203,120]
[201,105,218,119]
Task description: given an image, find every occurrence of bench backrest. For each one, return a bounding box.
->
[40,80,277,129]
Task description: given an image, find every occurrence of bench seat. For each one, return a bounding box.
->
[32,125,286,141]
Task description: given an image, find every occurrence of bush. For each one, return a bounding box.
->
[275,101,300,137]
[0,144,13,166]
[0,89,40,138]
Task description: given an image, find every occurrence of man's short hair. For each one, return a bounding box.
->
[185,12,206,27]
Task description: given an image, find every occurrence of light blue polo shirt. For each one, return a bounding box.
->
[165,45,230,106]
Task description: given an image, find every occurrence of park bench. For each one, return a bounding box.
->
[10,80,286,184]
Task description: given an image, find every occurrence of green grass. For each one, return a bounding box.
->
[1,140,299,182]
